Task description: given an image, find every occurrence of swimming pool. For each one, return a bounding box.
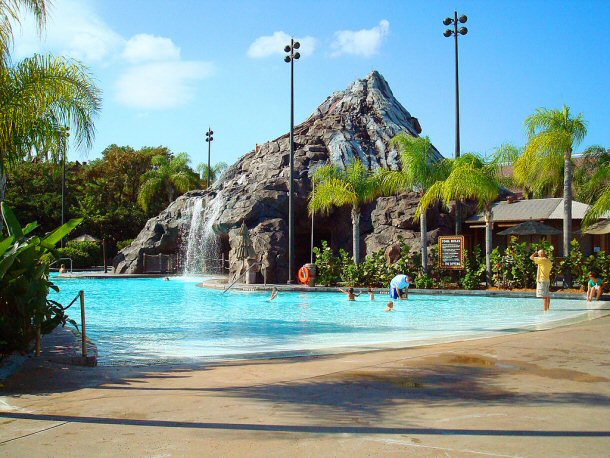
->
[50,276,596,365]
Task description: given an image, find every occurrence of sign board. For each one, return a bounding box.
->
[438,236,464,270]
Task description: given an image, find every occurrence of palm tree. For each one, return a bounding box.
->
[515,105,587,256]
[137,153,199,212]
[196,161,228,188]
[0,54,101,199]
[490,143,522,189]
[309,160,381,263]
[379,134,450,271]
[416,158,500,282]
[1,0,48,66]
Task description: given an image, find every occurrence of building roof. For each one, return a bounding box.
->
[466,198,591,224]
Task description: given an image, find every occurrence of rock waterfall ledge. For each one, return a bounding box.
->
[113,71,455,280]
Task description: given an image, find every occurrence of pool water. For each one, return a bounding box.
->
[50,276,593,365]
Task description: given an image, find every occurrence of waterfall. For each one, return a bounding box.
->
[182,192,224,275]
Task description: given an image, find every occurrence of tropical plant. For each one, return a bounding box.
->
[0,202,81,354]
[309,160,382,263]
[416,156,500,282]
[197,161,228,188]
[379,134,450,271]
[489,143,522,188]
[579,147,610,228]
[137,152,199,212]
[514,105,587,256]
[0,54,102,200]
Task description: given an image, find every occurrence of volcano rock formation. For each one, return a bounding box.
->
[113,71,454,281]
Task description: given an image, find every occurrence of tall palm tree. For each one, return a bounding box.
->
[196,161,228,188]
[1,0,48,66]
[516,105,587,256]
[416,159,500,282]
[490,143,522,189]
[379,134,450,271]
[581,149,610,228]
[309,160,381,263]
[137,153,199,212]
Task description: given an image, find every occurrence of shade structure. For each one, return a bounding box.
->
[234,222,255,262]
[71,234,100,243]
[581,220,610,235]
[497,220,562,236]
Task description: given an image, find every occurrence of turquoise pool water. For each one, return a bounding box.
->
[50,276,593,365]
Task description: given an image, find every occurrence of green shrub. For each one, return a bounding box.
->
[58,241,100,268]
[460,247,486,290]
[0,203,81,354]
[414,273,434,289]
[313,240,342,286]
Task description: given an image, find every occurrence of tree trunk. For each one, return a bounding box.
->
[351,207,361,264]
[563,148,572,257]
[0,172,6,234]
[420,210,428,272]
[485,206,493,285]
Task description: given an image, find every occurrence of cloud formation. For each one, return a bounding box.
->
[247,31,316,58]
[116,61,215,109]
[122,34,181,63]
[12,0,214,110]
[331,20,390,58]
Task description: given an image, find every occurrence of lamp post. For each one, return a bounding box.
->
[443,11,468,234]
[284,38,300,283]
[205,127,214,188]
[60,126,70,248]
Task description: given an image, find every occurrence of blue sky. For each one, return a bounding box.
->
[13,0,609,167]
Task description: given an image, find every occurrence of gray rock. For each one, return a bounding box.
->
[114,71,450,280]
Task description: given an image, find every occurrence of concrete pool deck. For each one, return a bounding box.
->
[1,313,609,457]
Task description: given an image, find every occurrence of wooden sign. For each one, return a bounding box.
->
[438,236,464,270]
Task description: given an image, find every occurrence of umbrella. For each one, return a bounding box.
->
[581,220,610,235]
[71,234,100,243]
[234,222,255,265]
[497,220,561,236]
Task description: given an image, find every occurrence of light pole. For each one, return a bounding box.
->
[205,127,214,188]
[284,38,300,283]
[60,126,70,248]
[443,11,468,234]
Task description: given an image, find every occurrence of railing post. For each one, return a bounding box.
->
[79,290,87,358]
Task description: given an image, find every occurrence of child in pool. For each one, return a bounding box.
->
[385,301,394,312]
[339,287,361,301]
[368,287,375,301]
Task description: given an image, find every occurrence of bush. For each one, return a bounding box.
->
[0,203,81,355]
[117,239,133,251]
[415,273,434,289]
[58,241,100,268]
[460,247,486,290]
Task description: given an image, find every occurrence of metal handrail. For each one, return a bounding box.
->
[50,257,73,273]
[222,262,261,293]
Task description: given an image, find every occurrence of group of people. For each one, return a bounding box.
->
[338,274,412,312]
[531,249,604,311]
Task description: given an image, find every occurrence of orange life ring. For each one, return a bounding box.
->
[298,266,311,284]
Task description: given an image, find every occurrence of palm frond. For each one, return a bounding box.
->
[137,176,163,212]
[415,180,444,220]
[582,185,610,228]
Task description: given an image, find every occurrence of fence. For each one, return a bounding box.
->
[142,253,176,273]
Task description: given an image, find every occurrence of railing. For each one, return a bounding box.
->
[49,257,73,273]
[223,262,261,294]
[36,290,87,359]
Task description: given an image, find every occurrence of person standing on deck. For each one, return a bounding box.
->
[530,249,552,311]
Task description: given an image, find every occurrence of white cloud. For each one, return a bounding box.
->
[331,20,390,58]
[116,61,215,109]
[247,31,316,58]
[13,0,124,63]
[122,34,181,63]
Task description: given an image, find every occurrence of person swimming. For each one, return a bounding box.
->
[339,287,361,301]
[368,287,375,301]
[385,301,394,312]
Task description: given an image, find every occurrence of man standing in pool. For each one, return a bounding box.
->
[389,274,410,300]
[530,249,552,311]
